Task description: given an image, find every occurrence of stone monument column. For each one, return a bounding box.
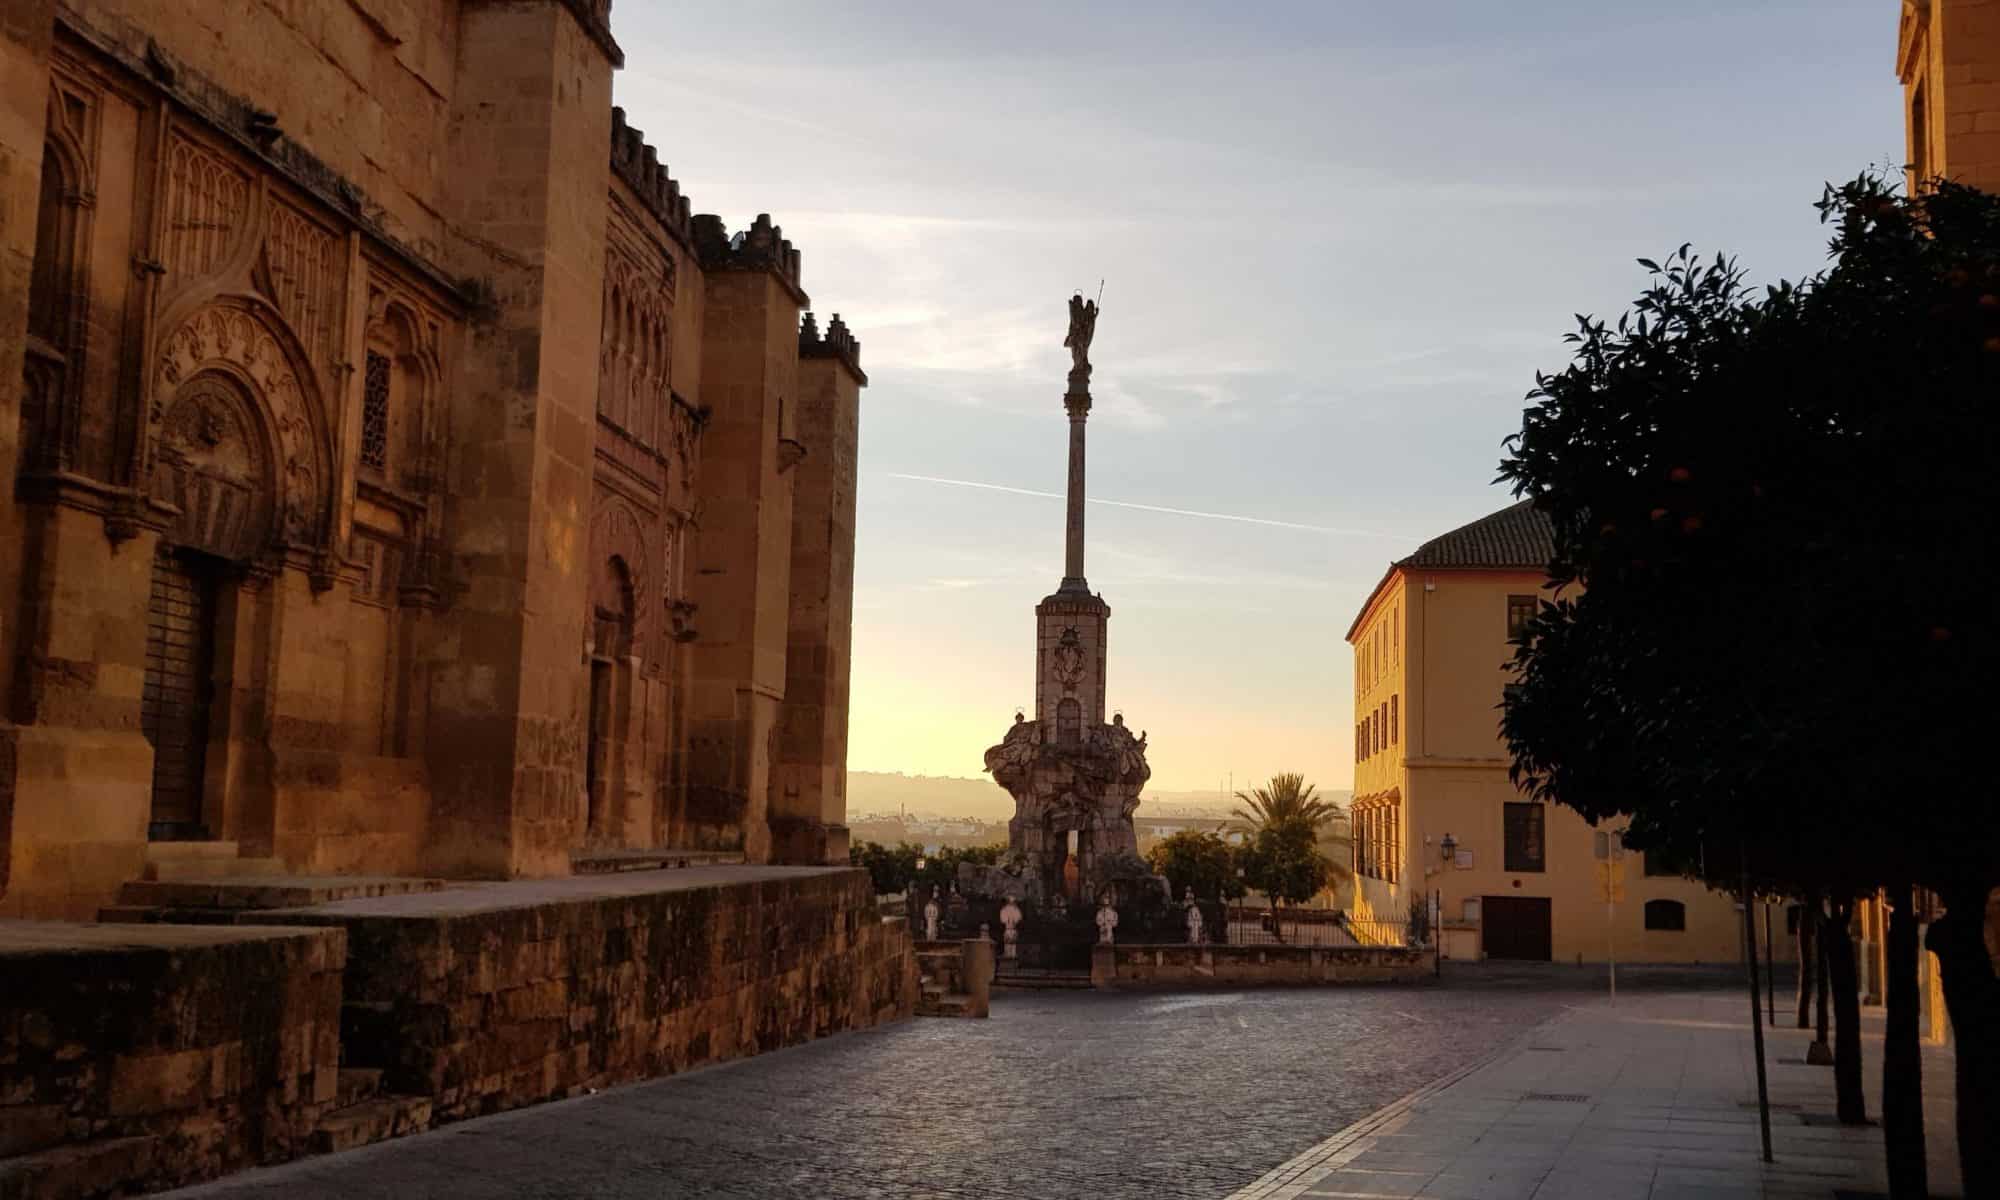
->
[1062,390,1089,591]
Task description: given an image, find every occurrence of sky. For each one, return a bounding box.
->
[611,1,1904,795]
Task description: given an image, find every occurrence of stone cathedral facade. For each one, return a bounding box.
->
[0,0,865,919]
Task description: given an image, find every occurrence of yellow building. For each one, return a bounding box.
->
[1899,0,2000,193]
[1345,501,1788,965]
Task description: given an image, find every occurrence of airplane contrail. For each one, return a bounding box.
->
[883,473,1406,539]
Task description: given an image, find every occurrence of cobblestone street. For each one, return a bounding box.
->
[162,974,1620,1200]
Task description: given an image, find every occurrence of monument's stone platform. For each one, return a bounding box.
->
[0,867,914,1198]
[0,922,348,1197]
[1089,943,1434,990]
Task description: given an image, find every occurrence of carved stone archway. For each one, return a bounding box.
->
[149,372,272,562]
[153,299,334,553]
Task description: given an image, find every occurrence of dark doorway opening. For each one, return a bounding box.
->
[143,549,222,840]
[1482,895,1554,961]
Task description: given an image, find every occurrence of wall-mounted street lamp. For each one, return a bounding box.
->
[1440,832,1458,863]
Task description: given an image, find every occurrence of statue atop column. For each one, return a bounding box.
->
[1064,293,1098,379]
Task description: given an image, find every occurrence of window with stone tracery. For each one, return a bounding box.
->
[361,350,390,471]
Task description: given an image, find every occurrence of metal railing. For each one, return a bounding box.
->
[1223,910,1420,949]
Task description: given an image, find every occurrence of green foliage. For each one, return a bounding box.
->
[1232,772,1339,833]
[1499,174,2000,902]
[849,840,920,896]
[912,843,1006,894]
[1146,830,1248,903]
[1241,820,1336,909]
[849,841,1009,896]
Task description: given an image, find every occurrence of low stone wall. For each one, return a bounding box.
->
[263,867,913,1123]
[0,923,346,1197]
[1090,942,1434,989]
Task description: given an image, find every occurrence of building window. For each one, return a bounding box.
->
[1644,900,1687,932]
[1912,83,1930,185]
[1506,594,1537,641]
[1386,804,1399,884]
[1390,694,1399,745]
[361,350,390,471]
[1642,848,1678,878]
[1503,801,1545,873]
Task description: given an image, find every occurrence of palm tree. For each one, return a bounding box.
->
[1233,772,1338,833]
[1232,773,1351,942]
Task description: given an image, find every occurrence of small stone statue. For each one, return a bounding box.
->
[999,895,1023,960]
[923,887,940,942]
[1184,887,1204,945]
[1065,293,1099,374]
[1095,893,1119,945]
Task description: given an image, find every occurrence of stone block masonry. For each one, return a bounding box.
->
[1090,943,1434,989]
[0,923,347,1198]
[0,868,912,1197]
[259,867,913,1124]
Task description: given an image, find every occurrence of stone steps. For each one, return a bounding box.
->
[994,969,1094,991]
[310,1094,433,1156]
[0,1135,157,1199]
[335,1067,383,1109]
[914,991,978,1018]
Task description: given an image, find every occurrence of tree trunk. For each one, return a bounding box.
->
[1797,888,1817,1028]
[1812,898,1833,1064]
[1882,885,1928,1198]
[1824,899,1868,1124]
[1926,884,2000,1199]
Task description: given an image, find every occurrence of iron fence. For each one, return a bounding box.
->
[1224,911,1420,949]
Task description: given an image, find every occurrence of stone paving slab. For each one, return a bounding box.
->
[1228,990,1961,1200]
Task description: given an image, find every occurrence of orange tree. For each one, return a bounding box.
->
[1498,176,2000,1197]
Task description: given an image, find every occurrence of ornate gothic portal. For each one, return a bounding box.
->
[982,294,1152,903]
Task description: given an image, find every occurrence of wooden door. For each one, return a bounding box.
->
[1482,896,1553,961]
[142,552,217,838]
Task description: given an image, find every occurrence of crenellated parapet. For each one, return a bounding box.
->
[692,212,807,304]
[610,107,693,244]
[560,0,624,67]
[798,311,866,384]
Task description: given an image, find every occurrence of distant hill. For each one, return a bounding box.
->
[847,770,1351,823]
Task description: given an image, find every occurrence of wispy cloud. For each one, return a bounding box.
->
[884,473,1406,539]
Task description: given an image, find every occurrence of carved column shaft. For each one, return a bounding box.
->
[1062,393,1088,589]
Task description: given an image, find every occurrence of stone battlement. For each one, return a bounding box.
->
[561,0,624,67]
[692,212,807,302]
[799,311,866,383]
[610,106,693,243]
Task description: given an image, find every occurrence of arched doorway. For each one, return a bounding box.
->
[587,554,636,841]
[142,369,274,838]
[142,549,225,839]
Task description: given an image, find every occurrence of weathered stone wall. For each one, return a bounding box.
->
[770,322,864,864]
[0,923,346,1197]
[1089,942,1434,989]
[265,868,912,1124]
[685,235,806,861]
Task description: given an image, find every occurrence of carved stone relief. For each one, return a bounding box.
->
[149,372,270,561]
[155,302,327,547]
[161,133,251,289]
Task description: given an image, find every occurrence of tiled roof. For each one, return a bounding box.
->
[1397,499,1553,570]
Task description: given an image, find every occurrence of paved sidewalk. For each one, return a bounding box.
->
[1230,990,1961,1200]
